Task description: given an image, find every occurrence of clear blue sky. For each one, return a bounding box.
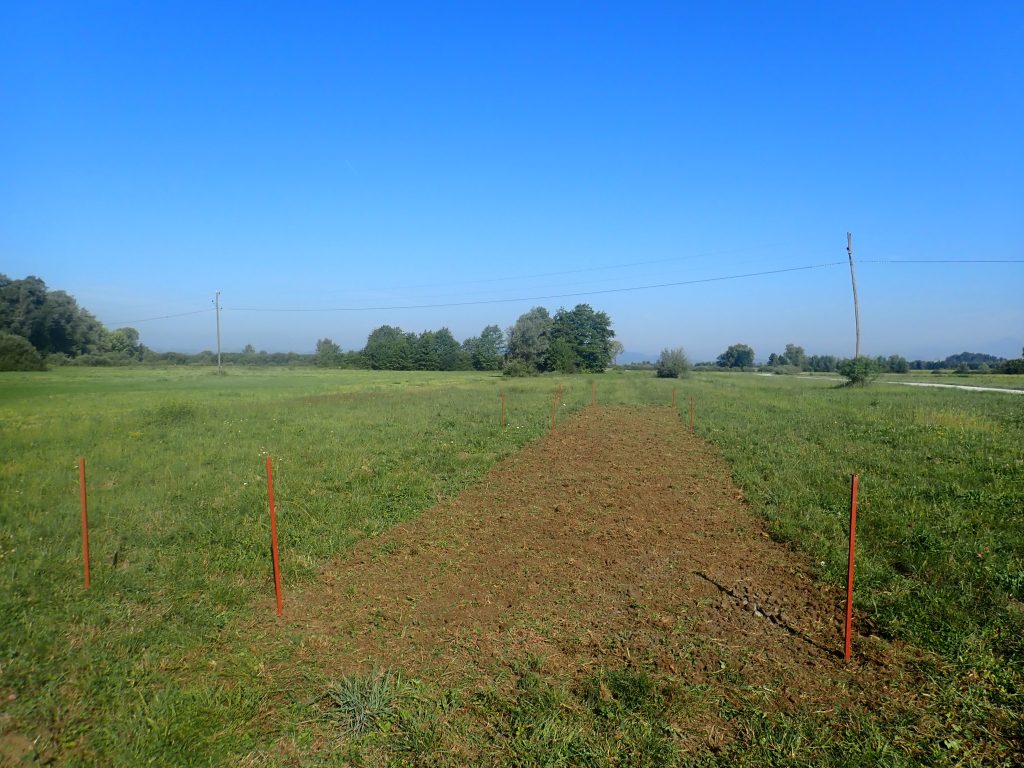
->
[2,1,1021,361]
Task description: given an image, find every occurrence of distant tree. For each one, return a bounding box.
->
[506,307,553,372]
[887,354,909,373]
[0,275,108,356]
[0,331,46,371]
[717,343,754,369]
[767,352,781,367]
[363,325,414,370]
[413,330,439,370]
[550,304,615,372]
[469,324,504,371]
[608,340,624,365]
[315,338,342,367]
[432,327,463,371]
[944,351,1004,369]
[655,348,690,378]
[783,344,807,370]
[807,354,838,373]
[243,344,256,354]
[104,327,144,360]
[1000,355,1024,374]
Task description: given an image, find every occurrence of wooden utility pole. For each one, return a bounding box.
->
[215,291,223,375]
[847,232,861,359]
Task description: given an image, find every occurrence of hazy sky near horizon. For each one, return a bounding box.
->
[2,2,1021,361]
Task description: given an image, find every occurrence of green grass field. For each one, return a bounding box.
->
[1,368,1021,765]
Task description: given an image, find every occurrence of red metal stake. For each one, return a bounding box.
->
[500,392,505,431]
[591,381,596,406]
[79,457,90,589]
[844,473,859,661]
[551,394,556,430]
[672,387,676,409]
[266,456,283,616]
[689,397,694,432]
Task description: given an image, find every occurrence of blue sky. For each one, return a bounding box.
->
[2,1,1021,361]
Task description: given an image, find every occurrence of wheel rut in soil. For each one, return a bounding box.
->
[280,405,912,713]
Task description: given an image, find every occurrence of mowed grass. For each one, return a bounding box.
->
[1,367,1021,765]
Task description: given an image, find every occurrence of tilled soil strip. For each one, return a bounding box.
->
[282,405,911,713]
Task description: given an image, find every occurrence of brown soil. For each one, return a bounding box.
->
[280,405,917,716]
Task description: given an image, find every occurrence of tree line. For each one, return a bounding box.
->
[0,275,146,370]
[702,342,1022,375]
[315,304,618,375]
[3,274,1020,376]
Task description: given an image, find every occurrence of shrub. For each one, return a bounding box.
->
[837,356,878,387]
[0,332,46,371]
[502,359,537,377]
[1000,358,1024,374]
[655,348,690,379]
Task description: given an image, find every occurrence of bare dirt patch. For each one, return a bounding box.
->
[278,405,921,722]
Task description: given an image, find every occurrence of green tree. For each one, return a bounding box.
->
[413,330,439,370]
[887,354,909,373]
[471,324,504,371]
[363,325,414,370]
[999,349,1024,374]
[716,343,754,368]
[432,327,463,371]
[550,304,615,373]
[547,337,579,373]
[0,331,46,371]
[506,307,553,372]
[808,354,838,372]
[655,348,690,378]
[0,275,108,356]
[315,338,342,367]
[608,340,624,365]
[783,344,807,370]
[104,327,143,359]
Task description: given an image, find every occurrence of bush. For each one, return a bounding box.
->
[837,356,877,387]
[769,364,803,376]
[655,348,690,379]
[0,332,46,371]
[1000,358,1024,374]
[502,359,537,377]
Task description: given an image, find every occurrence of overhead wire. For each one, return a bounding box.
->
[103,257,1022,323]
[226,261,847,313]
[107,308,214,325]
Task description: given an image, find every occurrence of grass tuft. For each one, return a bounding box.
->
[324,669,403,735]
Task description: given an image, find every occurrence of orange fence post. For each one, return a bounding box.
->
[551,394,557,430]
[266,456,283,616]
[79,457,90,589]
[500,392,505,431]
[844,473,859,661]
[672,387,676,409]
[591,381,596,406]
[689,397,694,432]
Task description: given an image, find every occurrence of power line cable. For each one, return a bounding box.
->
[862,259,1024,264]
[107,308,214,325]
[335,246,767,294]
[227,261,846,313]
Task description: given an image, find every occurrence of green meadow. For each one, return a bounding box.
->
[1,367,1021,765]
